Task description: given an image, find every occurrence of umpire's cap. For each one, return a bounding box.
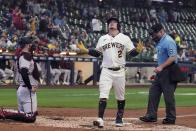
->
[149,23,164,35]
[107,17,120,31]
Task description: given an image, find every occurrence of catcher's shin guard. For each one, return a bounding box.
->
[2,109,37,123]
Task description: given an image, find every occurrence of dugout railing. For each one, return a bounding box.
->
[0,54,195,85]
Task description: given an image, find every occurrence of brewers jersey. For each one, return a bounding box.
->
[96,33,135,68]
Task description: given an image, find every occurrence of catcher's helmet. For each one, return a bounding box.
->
[107,17,120,31]
[18,36,34,48]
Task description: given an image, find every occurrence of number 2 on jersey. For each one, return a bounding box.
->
[118,50,122,58]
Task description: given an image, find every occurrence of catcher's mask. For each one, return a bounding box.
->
[107,17,120,31]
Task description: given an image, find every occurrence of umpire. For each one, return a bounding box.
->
[140,23,177,124]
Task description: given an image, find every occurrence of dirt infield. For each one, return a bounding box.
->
[0,107,196,131]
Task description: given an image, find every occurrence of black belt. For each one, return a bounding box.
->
[107,67,121,71]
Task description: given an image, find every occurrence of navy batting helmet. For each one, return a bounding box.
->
[107,17,121,31]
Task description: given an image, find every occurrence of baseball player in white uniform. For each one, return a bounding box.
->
[77,17,143,128]
[0,36,39,123]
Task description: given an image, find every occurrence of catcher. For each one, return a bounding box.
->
[0,36,40,123]
[77,17,144,128]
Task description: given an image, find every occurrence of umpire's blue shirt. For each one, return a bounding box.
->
[156,33,177,65]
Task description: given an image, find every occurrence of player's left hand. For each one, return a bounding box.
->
[136,40,145,53]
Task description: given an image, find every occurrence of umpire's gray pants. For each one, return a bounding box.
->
[146,68,177,120]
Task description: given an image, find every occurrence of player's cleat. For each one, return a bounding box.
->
[57,81,60,85]
[115,118,124,127]
[162,118,175,124]
[63,82,70,85]
[93,118,104,128]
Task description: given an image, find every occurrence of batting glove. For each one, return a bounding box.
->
[76,41,89,53]
[135,40,145,53]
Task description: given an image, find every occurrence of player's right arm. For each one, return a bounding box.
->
[76,41,102,57]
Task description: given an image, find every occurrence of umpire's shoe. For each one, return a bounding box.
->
[93,118,104,128]
[162,118,175,124]
[139,115,157,122]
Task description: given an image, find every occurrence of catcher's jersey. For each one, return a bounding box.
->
[18,55,39,86]
[96,33,135,68]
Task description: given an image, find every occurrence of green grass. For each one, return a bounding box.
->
[0,87,196,109]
